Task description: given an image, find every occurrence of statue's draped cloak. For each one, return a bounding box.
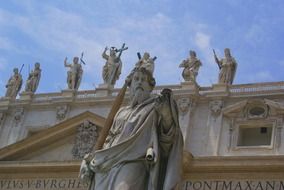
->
[218,57,237,84]
[89,97,183,190]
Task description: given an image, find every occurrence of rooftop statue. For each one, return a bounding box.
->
[80,67,184,190]
[214,48,237,85]
[64,56,83,90]
[5,67,23,99]
[179,50,202,83]
[102,43,128,87]
[24,62,41,93]
[135,52,156,74]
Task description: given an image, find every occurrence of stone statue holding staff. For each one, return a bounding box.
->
[213,48,237,85]
[5,66,23,99]
[25,62,41,93]
[79,65,184,190]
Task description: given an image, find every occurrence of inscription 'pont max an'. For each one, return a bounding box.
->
[184,180,284,190]
[0,178,89,190]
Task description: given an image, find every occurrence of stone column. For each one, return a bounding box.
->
[205,99,224,156]
[177,97,196,149]
[7,108,26,146]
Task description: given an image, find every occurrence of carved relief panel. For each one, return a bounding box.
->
[56,105,68,120]
[72,120,99,159]
[177,97,195,116]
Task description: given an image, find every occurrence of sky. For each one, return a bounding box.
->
[1,0,284,96]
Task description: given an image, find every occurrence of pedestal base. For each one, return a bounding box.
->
[181,81,200,95]
[0,97,11,110]
[19,92,34,101]
[96,84,114,97]
[61,89,76,97]
[212,83,229,92]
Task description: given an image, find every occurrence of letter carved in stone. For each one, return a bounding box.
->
[72,121,99,159]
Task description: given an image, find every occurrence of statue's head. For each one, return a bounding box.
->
[127,67,156,107]
[110,47,117,57]
[35,62,40,69]
[224,48,231,57]
[73,57,79,64]
[189,50,196,57]
[143,52,150,60]
[13,68,18,74]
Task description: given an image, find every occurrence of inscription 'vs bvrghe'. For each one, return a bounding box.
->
[0,178,89,190]
[184,180,284,190]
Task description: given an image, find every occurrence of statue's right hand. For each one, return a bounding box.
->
[79,159,93,182]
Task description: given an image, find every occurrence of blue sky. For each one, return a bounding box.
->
[1,0,284,96]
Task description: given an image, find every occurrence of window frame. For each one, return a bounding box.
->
[231,118,276,150]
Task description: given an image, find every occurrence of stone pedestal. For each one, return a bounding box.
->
[96,84,113,97]
[212,83,229,92]
[181,81,199,95]
[0,97,11,111]
[19,92,33,101]
[208,83,230,98]
[61,89,76,98]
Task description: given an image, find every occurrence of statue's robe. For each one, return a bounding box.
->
[5,74,22,98]
[89,96,183,190]
[218,57,237,85]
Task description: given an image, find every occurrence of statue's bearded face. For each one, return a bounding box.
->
[73,57,79,64]
[129,71,152,107]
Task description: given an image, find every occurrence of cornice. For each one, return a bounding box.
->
[0,111,105,161]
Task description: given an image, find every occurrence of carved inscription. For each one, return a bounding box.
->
[0,178,88,190]
[183,180,284,190]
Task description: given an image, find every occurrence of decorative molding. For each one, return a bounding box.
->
[276,118,283,150]
[209,100,223,117]
[245,99,268,119]
[72,121,99,159]
[228,119,234,150]
[0,112,5,126]
[14,108,24,123]
[223,99,284,153]
[177,97,195,116]
[0,111,105,161]
[56,105,68,120]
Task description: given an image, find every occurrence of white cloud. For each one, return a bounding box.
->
[195,32,210,50]
[0,37,14,50]
[247,71,273,82]
[0,79,5,97]
[0,57,7,71]
[245,24,266,46]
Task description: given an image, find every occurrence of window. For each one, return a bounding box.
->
[237,124,273,147]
